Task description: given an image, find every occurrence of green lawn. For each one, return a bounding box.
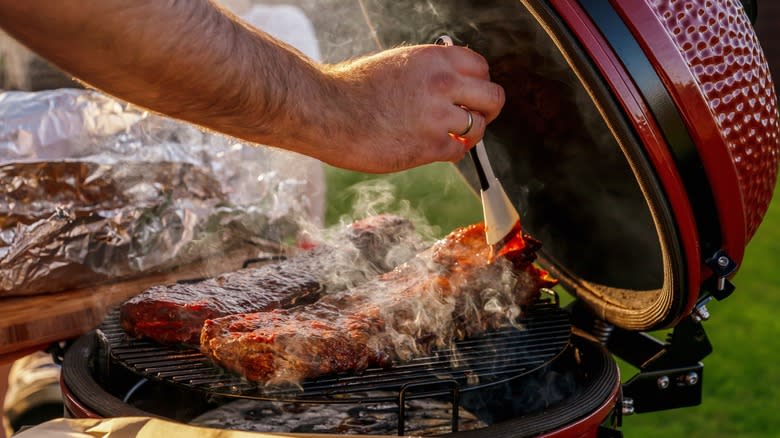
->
[324,163,483,239]
[624,183,780,437]
[325,163,780,438]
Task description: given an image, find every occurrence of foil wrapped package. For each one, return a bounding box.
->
[0,89,326,296]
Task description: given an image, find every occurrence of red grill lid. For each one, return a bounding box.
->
[366,0,779,329]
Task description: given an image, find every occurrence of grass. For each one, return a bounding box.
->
[325,163,780,438]
[622,180,780,437]
[324,162,482,238]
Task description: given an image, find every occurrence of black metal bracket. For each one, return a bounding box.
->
[397,379,460,436]
[621,363,704,413]
[46,340,73,366]
[702,250,738,301]
[570,302,712,413]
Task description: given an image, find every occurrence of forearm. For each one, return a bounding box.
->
[0,1,505,173]
[0,0,335,153]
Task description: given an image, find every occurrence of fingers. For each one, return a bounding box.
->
[446,105,486,148]
[452,76,505,123]
[431,45,505,123]
[444,46,490,79]
[436,134,471,163]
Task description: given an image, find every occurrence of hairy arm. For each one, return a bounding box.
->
[0,0,504,173]
[0,1,330,153]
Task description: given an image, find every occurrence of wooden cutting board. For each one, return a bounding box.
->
[0,248,260,363]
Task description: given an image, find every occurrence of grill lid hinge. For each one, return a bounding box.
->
[570,302,712,413]
[620,363,704,414]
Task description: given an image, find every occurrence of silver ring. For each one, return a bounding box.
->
[457,107,473,137]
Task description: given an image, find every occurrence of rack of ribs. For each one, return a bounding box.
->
[201,223,556,385]
[120,215,424,344]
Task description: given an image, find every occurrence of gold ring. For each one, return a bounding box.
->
[457,107,473,137]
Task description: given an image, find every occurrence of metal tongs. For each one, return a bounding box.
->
[435,36,521,248]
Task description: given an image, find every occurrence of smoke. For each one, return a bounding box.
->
[365,243,537,363]
[344,0,667,291]
[338,179,441,239]
[197,0,558,390]
[281,178,435,293]
[201,221,550,387]
[294,180,531,367]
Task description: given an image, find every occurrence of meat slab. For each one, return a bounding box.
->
[120,215,423,344]
[201,223,556,385]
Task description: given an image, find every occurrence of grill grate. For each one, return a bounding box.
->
[99,298,570,404]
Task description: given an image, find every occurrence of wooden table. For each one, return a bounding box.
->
[0,363,9,438]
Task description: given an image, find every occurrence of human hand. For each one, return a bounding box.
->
[322,44,505,173]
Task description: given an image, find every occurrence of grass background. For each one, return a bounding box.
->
[324,163,780,438]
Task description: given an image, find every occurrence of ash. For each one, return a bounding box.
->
[190,392,485,435]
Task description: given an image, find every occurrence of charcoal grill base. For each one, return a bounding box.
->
[62,331,619,437]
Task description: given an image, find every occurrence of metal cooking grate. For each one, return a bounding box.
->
[98,297,570,404]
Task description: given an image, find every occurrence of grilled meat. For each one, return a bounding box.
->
[201,223,556,385]
[120,215,423,344]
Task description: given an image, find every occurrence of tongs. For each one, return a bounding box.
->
[435,36,521,248]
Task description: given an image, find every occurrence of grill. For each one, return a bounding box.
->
[97,295,571,405]
[30,0,777,436]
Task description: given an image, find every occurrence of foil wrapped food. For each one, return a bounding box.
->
[0,89,325,296]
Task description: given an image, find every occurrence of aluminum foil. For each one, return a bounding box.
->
[0,89,326,296]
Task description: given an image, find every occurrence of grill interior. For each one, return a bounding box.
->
[97,296,570,404]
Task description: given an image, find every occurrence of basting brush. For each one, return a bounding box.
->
[469,140,521,248]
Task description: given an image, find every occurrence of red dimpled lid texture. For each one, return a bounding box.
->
[647,0,780,240]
